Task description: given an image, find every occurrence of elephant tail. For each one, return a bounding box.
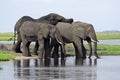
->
[13,27,16,44]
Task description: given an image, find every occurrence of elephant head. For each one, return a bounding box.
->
[86,24,99,58]
[73,22,99,58]
[39,13,74,25]
[40,23,64,45]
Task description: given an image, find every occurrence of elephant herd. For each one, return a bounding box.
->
[12,13,99,59]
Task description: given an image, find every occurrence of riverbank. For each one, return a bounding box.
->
[0,32,120,61]
[0,32,120,41]
[0,43,120,61]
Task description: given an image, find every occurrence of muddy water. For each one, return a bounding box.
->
[0,56,120,80]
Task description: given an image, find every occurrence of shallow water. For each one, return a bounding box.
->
[0,56,120,80]
[0,40,120,45]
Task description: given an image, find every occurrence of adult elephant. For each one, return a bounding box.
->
[50,21,99,59]
[12,13,73,53]
[19,21,65,59]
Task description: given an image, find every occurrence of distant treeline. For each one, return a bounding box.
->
[97,30,120,33]
[0,32,120,41]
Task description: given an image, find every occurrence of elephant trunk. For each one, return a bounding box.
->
[88,24,99,58]
[13,28,16,44]
[64,18,73,24]
[93,42,99,58]
[55,28,64,45]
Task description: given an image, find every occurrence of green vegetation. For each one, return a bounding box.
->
[0,33,120,61]
[97,33,120,40]
[66,44,120,55]
[0,51,14,61]
[0,33,14,41]
[0,32,120,41]
[0,50,21,61]
[97,44,120,55]
[0,44,119,61]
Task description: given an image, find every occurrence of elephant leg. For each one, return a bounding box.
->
[22,40,30,56]
[73,37,83,59]
[33,41,39,55]
[87,40,92,58]
[73,43,79,56]
[60,44,66,59]
[38,39,44,59]
[52,45,59,59]
[81,40,86,59]
[12,34,22,53]
[26,41,31,56]
[44,39,50,59]
[93,42,100,58]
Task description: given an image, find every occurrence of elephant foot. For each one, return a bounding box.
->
[12,46,22,53]
[16,50,22,53]
[75,54,83,59]
[23,53,31,57]
[33,53,38,56]
[38,53,44,59]
[96,55,100,59]
[13,49,22,53]
[82,56,86,59]
[51,54,59,59]
[44,56,51,59]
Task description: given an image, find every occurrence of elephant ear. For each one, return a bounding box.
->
[39,24,50,38]
[73,24,86,39]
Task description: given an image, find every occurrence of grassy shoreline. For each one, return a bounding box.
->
[0,51,21,61]
[0,32,120,61]
[0,44,120,61]
[66,44,120,55]
[0,32,120,41]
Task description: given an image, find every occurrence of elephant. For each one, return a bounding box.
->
[12,13,73,53]
[19,21,65,59]
[50,21,99,59]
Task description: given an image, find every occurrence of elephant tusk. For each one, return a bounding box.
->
[91,38,97,43]
[56,38,63,45]
[49,38,52,44]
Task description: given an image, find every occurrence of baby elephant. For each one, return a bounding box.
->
[20,21,64,59]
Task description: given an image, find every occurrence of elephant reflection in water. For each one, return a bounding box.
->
[14,59,66,79]
[14,58,97,80]
[75,58,97,66]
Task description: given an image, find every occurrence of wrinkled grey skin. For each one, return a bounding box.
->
[50,21,99,59]
[20,21,65,59]
[12,13,73,53]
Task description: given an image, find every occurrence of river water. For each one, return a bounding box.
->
[0,40,120,45]
[0,56,120,80]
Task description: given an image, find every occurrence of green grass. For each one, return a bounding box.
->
[97,44,120,55]
[66,44,120,55]
[0,51,15,61]
[0,33,14,41]
[0,44,119,61]
[0,32,120,41]
[97,33,120,40]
